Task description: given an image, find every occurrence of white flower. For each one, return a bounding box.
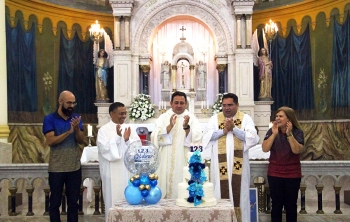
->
[129,94,155,121]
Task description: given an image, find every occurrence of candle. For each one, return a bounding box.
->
[88,124,92,137]
[159,101,161,110]
[207,100,209,109]
[201,101,204,109]
[163,101,166,110]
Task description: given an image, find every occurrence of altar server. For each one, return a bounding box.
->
[202,93,259,222]
[151,91,202,199]
[97,102,140,219]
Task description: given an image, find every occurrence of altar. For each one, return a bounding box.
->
[107,199,237,222]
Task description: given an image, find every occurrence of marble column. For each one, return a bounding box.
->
[140,65,150,95]
[246,14,252,49]
[171,65,177,92]
[236,15,242,49]
[189,65,195,92]
[114,16,120,50]
[0,0,9,144]
[124,16,130,50]
[216,64,227,93]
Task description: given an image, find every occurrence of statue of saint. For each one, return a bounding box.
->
[95,49,109,101]
[197,61,207,89]
[161,61,171,89]
[258,48,273,100]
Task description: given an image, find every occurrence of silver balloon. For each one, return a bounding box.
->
[124,140,160,175]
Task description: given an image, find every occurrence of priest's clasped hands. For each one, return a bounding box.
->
[223,117,235,135]
[116,124,131,141]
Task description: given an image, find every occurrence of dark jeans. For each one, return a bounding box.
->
[268,176,301,222]
[49,168,82,222]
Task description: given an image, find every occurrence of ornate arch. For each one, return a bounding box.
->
[132,1,234,55]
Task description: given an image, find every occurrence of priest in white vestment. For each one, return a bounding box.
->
[97,102,140,219]
[151,91,202,199]
[202,93,259,222]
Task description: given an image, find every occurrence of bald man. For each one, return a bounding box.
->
[42,90,85,222]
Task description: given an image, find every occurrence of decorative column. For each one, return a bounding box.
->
[0,0,9,143]
[189,65,195,92]
[245,14,252,48]
[140,65,150,95]
[43,187,50,215]
[253,179,266,213]
[216,64,227,93]
[9,187,18,216]
[124,16,130,50]
[236,15,242,48]
[26,186,35,216]
[316,183,324,214]
[93,186,101,215]
[114,16,121,50]
[78,186,84,215]
[334,185,342,214]
[299,183,307,214]
[172,65,177,92]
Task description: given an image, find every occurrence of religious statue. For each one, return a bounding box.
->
[161,61,171,89]
[258,48,273,100]
[197,61,207,89]
[95,49,109,101]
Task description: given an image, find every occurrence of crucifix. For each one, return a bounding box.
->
[180,26,186,40]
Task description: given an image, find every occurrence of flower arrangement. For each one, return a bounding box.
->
[187,150,206,206]
[212,93,226,114]
[129,94,155,121]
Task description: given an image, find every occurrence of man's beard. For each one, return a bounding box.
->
[62,106,74,117]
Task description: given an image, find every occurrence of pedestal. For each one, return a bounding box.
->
[254,101,274,143]
[94,103,112,128]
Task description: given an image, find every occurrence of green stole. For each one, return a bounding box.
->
[217,111,244,221]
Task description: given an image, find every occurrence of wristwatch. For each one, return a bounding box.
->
[183,125,190,130]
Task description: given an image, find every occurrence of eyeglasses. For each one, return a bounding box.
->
[63,100,77,106]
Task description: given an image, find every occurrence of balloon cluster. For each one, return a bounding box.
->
[124,173,162,205]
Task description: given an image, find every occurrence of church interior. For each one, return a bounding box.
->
[0,0,349,221]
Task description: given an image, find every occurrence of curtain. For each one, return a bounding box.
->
[331,13,350,109]
[6,21,37,112]
[271,25,314,113]
[58,30,95,114]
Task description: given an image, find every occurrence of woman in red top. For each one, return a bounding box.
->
[262,106,304,222]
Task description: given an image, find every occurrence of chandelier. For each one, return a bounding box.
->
[264,19,278,58]
[89,20,105,43]
[265,19,278,41]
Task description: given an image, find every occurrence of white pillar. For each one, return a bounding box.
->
[236,15,242,49]
[246,14,252,48]
[124,16,130,50]
[190,65,194,91]
[114,16,120,50]
[0,0,9,143]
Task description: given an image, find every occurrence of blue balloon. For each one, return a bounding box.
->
[124,185,143,205]
[144,186,162,204]
[150,179,158,187]
[141,189,149,197]
[140,174,150,185]
[132,179,140,187]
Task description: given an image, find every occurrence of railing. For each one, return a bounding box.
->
[0,161,349,217]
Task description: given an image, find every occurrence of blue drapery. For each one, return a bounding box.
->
[271,25,314,112]
[331,13,350,108]
[6,21,37,112]
[58,30,96,114]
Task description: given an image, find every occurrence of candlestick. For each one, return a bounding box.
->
[87,135,94,147]
[201,108,209,118]
[207,100,209,109]
[87,124,92,137]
